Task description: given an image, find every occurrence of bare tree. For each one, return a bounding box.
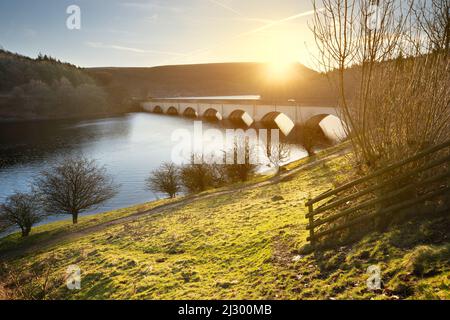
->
[34,156,118,224]
[146,162,180,198]
[311,0,450,169]
[265,140,291,171]
[0,192,45,237]
[412,0,450,52]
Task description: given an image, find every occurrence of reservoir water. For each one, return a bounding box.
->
[0,112,311,227]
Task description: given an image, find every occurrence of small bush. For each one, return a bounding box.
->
[180,162,219,193]
[223,140,257,182]
[146,162,180,198]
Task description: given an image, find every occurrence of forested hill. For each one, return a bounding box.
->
[0,49,337,122]
[0,50,125,121]
[0,50,91,92]
[88,62,337,105]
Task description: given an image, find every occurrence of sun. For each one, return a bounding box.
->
[265,60,295,82]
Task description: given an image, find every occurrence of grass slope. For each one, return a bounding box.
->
[1,152,449,300]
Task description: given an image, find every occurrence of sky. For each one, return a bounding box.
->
[0,0,320,68]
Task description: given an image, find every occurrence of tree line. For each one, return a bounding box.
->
[0,49,129,120]
[147,157,257,199]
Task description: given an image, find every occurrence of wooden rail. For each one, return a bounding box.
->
[305,139,450,246]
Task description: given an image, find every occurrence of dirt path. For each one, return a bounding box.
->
[1,149,348,260]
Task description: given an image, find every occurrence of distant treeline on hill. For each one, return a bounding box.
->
[87,62,337,105]
[0,48,338,122]
[0,50,130,121]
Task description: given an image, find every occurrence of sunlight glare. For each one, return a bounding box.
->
[266,61,295,82]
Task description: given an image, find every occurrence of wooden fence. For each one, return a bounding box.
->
[305,139,450,246]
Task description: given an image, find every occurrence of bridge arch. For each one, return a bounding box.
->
[167,106,179,115]
[153,105,163,114]
[203,108,223,121]
[305,114,330,128]
[228,109,254,127]
[183,107,198,118]
[261,112,295,136]
[304,114,347,141]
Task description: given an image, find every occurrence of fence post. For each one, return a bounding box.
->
[308,202,315,246]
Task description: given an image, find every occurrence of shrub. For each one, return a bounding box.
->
[146,162,180,198]
[180,161,218,193]
[223,140,257,182]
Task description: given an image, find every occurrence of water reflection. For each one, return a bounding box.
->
[0,117,131,167]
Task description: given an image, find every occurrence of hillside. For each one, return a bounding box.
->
[0,50,92,93]
[0,49,337,122]
[0,50,123,121]
[1,147,448,300]
[88,62,336,104]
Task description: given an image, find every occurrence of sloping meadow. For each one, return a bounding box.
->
[1,154,448,300]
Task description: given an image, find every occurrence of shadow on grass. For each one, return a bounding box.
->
[302,211,450,277]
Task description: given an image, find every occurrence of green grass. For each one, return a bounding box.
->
[0,199,175,253]
[1,146,448,300]
[0,141,348,254]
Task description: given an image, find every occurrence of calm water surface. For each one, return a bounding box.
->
[0,112,307,227]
